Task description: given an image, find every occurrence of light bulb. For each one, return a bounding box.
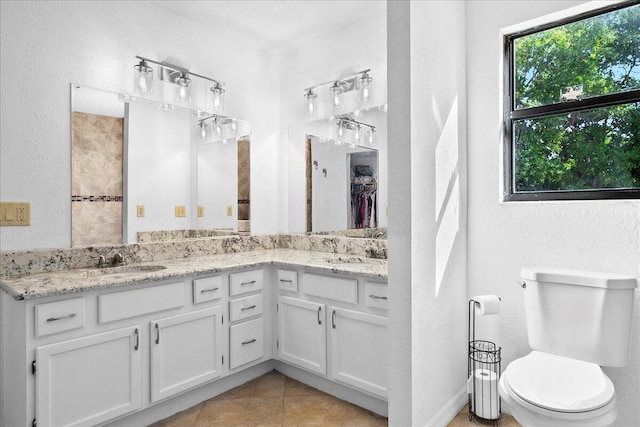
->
[134,60,153,94]
[199,123,207,139]
[210,83,225,112]
[139,75,147,92]
[230,119,237,131]
[215,122,222,134]
[367,129,375,145]
[358,72,373,102]
[330,84,342,109]
[337,126,344,138]
[179,86,187,100]
[354,126,361,142]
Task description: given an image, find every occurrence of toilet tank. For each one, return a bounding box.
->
[521,268,637,367]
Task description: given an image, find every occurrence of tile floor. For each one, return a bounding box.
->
[152,370,521,427]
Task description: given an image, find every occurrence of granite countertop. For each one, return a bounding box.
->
[0,249,388,301]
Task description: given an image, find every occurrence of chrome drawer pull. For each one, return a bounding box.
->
[279,279,292,283]
[241,305,257,311]
[134,328,139,351]
[200,287,219,293]
[242,338,257,345]
[241,280,256,286]
[317,306,322,325]
[369,294,388,300]
[46,313,77,322]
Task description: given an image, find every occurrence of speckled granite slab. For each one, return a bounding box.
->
[1,234,386,279]
[137,229,237,243]
[0,249,387,300]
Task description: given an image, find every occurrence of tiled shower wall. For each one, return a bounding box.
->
[71,111,123,246]
[238,139,250,231]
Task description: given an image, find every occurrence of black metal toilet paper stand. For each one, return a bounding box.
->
[468,299,502,424]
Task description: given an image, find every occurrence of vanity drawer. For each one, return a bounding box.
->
[302,273,358,304]
[277,269,298,292]
[35,298,86,337]
[193,276,224,304]
[364,282,388,310]
[229,269,263,296]
[229,293,263,323]
[229,317,264,369]
[99,282,185,324]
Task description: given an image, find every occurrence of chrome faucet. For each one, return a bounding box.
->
[111,253,125,266]
[97,255,107,268]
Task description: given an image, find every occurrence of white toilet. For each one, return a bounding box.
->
[499,268,637,427]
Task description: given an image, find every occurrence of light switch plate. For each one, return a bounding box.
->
[197,206,204,217]
[0,202,31,226]
[137,205,145,217]
[226,206,232,216]
[175,206,186,217]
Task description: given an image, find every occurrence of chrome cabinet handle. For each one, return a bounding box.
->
[279,279,292,283]
[241,280,256,286]
[520,281,527,289]
[200,287,219,293]
[317,306,322,325]
[242,338,257,345]
[241,305,257,311]
[332,310,337,329]
[368,294,388,300]
[46,313,77,322]
[155,323,160,344]
[134,328,139,351]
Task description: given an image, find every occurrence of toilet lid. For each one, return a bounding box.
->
[505,351,615,412]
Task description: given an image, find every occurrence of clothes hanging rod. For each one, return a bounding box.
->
[304,69,371,92]
[136,55,225,86]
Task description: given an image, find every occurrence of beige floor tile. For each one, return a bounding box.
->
[446,406,521,427]
[195,397,283,427]
[366,410,389,426]
[151,402,203,427]
[284,377,327,397]
[283,394,373,426]
[214,370,286,400]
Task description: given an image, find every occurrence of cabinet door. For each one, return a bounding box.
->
[150,307,223,402]
[330,307,388,399]
[36,326,141,427]
[277,295,326,375]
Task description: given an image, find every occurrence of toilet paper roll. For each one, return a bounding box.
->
[468,369,500,419]
[472,295,501,316]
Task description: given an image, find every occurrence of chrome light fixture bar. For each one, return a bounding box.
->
[134,55,226,111]
[335,115,376,146]
[303,69,372,115]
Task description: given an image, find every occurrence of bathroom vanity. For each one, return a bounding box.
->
[0,248,388,427]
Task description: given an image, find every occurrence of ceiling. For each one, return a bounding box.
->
[151,1,386,55]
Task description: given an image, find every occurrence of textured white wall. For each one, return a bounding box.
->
[0,1,279,250]
[388,1,468,425]
[466,1,640,425]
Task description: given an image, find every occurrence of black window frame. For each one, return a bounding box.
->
[503,1,640,201]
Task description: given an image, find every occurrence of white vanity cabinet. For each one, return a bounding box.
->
[277,295,327,375]
[275,270,388,400]
[35,326,142,427]
[150,307,224,402]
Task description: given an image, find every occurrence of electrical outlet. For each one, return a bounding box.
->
[226,206,232,216]
[175,206,186,217]
[0,202,30,226]
[137,205,145,217]
[197,206,204,217]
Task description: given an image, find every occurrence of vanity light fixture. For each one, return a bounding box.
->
[335,115,376,147]
[303,69,373,115]
[133,55,225,111]
[198,122,208,140]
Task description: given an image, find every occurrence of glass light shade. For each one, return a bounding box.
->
[134,61,153,94]
[175,73,191,103]
[358,73,373,102]
[209,83,225,112]
[367,128,375,146]
[214,120,222,135]
[354,126,362,143]
[198,122,208,140]
[305,89,318,115]
[330,83,342,109]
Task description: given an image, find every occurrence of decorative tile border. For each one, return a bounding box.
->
[72,195,123,202]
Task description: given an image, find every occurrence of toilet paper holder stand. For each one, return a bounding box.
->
[468,298,502,424]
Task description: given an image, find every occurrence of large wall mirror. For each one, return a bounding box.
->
[71,84,250,246]
[289,106,387,236]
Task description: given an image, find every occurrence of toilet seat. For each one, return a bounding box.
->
[504,351,615,413]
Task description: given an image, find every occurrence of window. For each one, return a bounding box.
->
[504,2,640,201]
